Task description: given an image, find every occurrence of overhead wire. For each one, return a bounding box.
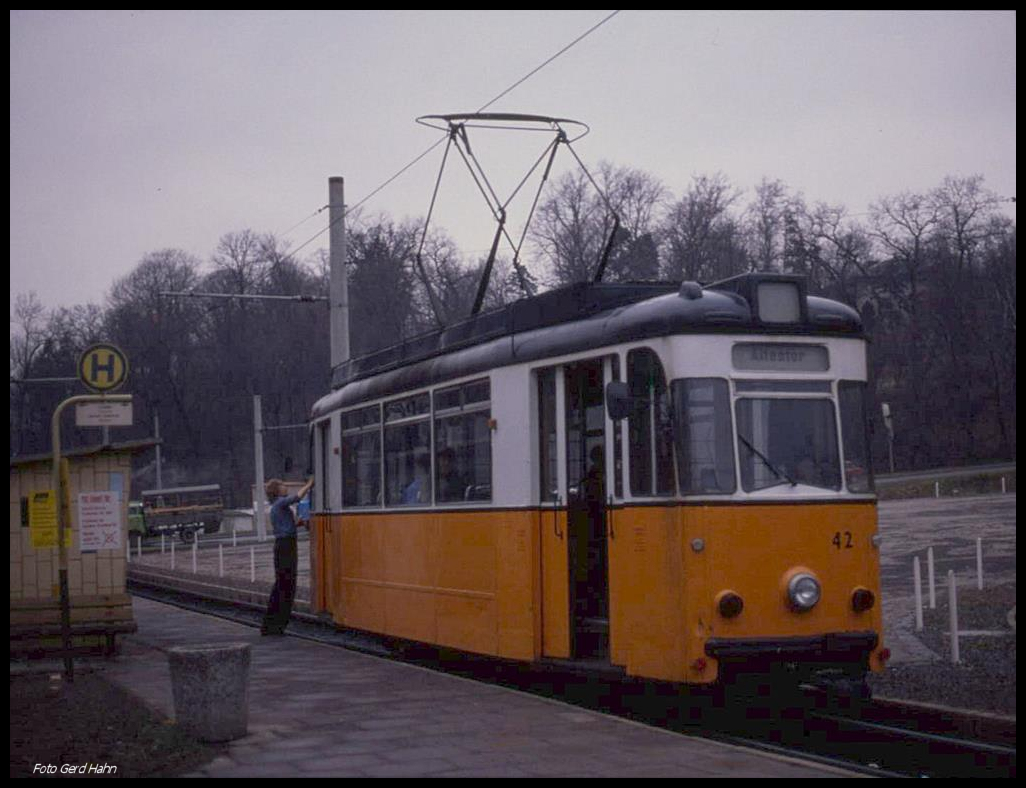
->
[286,10,622,259]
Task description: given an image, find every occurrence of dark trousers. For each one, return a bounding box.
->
[262,535,298,634]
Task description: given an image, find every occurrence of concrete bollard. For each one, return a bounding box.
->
[168,643,252,742]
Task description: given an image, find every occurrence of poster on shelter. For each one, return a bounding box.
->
[78,491,122,552]
[29,490,62,548]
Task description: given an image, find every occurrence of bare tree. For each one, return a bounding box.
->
[660,173,743,282]
[744,178,791,272]
[932,175,1003,273]
[533,169,609,286]
[805,203,876,304]
[532,162,666,286]
[346,217,422,354]
[869,190,940,320]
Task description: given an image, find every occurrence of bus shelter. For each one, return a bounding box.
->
[10,439,158,656]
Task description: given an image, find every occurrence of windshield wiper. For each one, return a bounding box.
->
[737,433,796,487]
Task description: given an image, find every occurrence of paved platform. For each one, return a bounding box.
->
[102,596,851,778]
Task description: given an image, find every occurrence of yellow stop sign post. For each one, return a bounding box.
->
[54,343,132,680]
[78,343,129,393]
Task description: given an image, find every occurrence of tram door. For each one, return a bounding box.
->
[564,360,610,660]
[538,358,615,661]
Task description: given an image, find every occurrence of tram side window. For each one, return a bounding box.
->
[384,393,431,506]
[839,381,874,493]
[627,349,675,497]
[318,420,331,510]
[538,369,558,502]
[672,378,736,494]
[434,379,492,503]
[342,405,381,507]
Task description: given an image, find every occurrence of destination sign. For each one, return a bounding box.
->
[732,343,829,372]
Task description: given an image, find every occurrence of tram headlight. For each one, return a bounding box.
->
[787,573,821,612]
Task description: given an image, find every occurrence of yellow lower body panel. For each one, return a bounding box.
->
[315,510,540,662]
[314,501,884,686]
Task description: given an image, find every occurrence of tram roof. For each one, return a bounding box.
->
[312,273,862,418]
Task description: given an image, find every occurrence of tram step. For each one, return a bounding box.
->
[578,617,610,634]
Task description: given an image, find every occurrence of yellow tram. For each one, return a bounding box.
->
[309,272,886,691]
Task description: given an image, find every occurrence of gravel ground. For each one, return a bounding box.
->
[9,667,225,778]
[867,583,1016,716]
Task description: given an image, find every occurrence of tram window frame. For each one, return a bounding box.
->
[734,396,842,492]
[538,369,558,503]
[839,380,874,493]
[626,348,675,498]
[341,404,382,508]
[610,356,624,499]
[672,378,736,495]
[318,419,332,510]
[433,379,492,504]
[384,392,432,507]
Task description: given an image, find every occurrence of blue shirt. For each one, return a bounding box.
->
[269,494,301,538]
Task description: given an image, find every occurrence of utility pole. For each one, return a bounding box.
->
[329,176,350,368]
[254,394,266,541]
[154,411,163,489]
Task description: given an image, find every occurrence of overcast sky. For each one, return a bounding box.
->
[9,10,1016,315]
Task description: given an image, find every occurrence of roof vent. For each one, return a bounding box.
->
[679,281,703,300]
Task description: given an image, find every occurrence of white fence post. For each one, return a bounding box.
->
[192,540,198,574]
[219,543,224,578]
[137,535,143,559]
[948,570,960,664]
[250,546,256,583]
[976,537,984,591]
[927,546,937,610]
[935,481,940,498]
[161,534,165,554]
[913,556,924,631]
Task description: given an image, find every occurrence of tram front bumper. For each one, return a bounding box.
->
[705,630,878,665]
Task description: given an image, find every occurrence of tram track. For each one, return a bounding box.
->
[127,570,1014,778]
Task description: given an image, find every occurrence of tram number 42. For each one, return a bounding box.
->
[832,531,854,549]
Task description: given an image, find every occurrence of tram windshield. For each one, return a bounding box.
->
[734,398,841,491]
[671,378,872,495]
